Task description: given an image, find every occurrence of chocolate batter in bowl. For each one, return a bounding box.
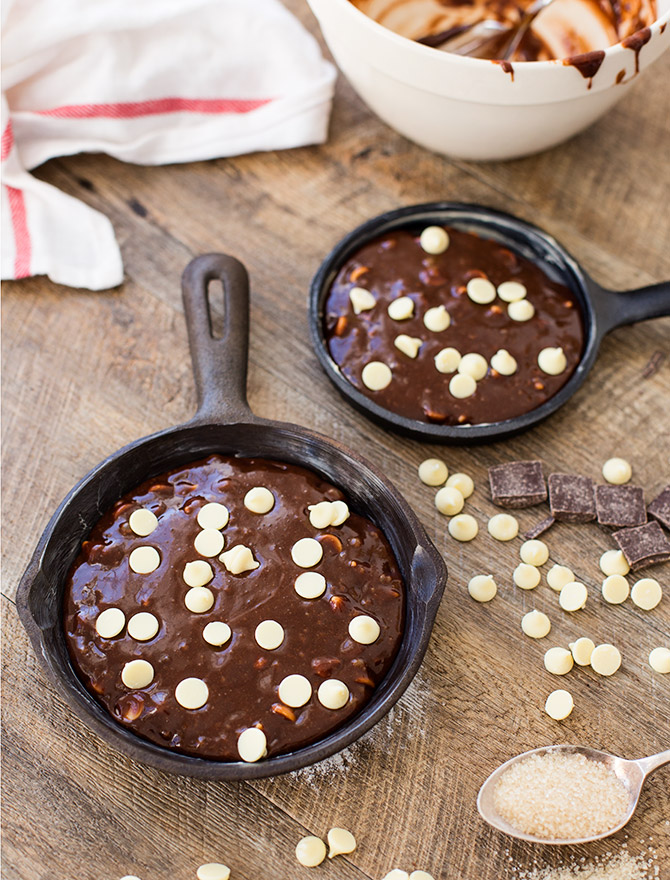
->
[17,254,446,779]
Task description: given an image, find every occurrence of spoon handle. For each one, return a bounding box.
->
[637,749,670,777]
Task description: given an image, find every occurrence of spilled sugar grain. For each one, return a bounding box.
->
[512,845,660,879]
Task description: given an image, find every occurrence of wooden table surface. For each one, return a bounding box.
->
[2,4,669,878]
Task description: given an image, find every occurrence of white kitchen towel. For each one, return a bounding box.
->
[1,0,336,290]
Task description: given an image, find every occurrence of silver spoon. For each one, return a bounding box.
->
[477,744,670,845]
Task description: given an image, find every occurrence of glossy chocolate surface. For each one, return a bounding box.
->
[64,455,404,761]
[324,226,585,426]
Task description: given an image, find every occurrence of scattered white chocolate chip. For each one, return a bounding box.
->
[295,836,327,868]
[203,621,232,647]
[559,581,588,612]
[362,361,392,391]
[448,513,478,542]
[521,610,551,639]
[291,537,323,569]
[220,545,259,574]
[508,300,535,322]
[545,689,574,720]
[418,458,448,487]
[602,574,630,605]
[458,352,488,381]
[513,563,541,590]
[435,486,464,516]
[175,677,208,710]
[95,607,125,639]
[466,277,496,305]
[183,560,214,588]
[278,674,312,707]
[129,546,160,574]
[348,615,380,644]
[294,571,327,599]
[197,502,229,531]
[547,564,575,592]
[237,727,267,763]
[449,373,477,399]
[394,334,423,358]
[127,612,159,642]
[423,305,451,332]
[327,827,356,858]
[318,679,350,710]
[544,647,574,675]
[129,508,158,537]
[120,876,142,880]
[488,513,519,542]
[538,346,567,376]
[599,549,630,577]
[569,637,595,666]
[649,647,670,674]
[185,586,215,614]
[590,643,622,676]
[254,619,284,651]
[382,872,409,880]
[602,457,632,485]
[468,574,497,603]
[387,296,414,321]
[446,472,474,498]
[121,659,154,689]
[244,486,275,514]
[435,347,462,374]
[349,286,376,314]
[420,225,449,254]
[330,500,350,526]
[194,528,225,558]
[490,349,517,376]
[520,539,549,566]
[497,280,527,302]
[308,500,349,529]
[410,871,435,880]
[631,577,662,610]
[196,864,231,880]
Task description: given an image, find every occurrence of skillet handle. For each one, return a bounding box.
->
[589,277,670,337]
[182,253,257,424]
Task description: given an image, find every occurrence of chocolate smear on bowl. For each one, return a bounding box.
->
[622,26,652,73]
[564,49,606,88]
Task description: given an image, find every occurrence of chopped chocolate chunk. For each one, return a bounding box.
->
[548,473,596,523]
[613,521,670,570]
[595,484,646,527]
[648,485,670,531]
[523,516,555,540]
[489,460,546,508]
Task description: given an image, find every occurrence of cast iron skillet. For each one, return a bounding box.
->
[16,254,446,780]
[310,202,670,444]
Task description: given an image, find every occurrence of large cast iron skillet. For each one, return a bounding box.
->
[16,254,447,780]
[310,202,670,443]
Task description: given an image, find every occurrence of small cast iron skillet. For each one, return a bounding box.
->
[16,254,446,780]
[310,202,670,444]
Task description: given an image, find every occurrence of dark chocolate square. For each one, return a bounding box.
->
[548,473,596,523]
[648,485,670,531]
[489,460,546,508]
[523,516,555,540]
[595,484,646,527]
[613,521,670,570]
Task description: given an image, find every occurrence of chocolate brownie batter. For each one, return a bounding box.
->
[324,226,584,425]
[64,455,404,761]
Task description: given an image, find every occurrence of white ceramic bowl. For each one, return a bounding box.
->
[307,0,670,160]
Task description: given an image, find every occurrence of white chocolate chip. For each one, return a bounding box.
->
[602,574,630,605]
[194,528,225,558]
[599,549,630,577]
[95,607,125,639]
[362,361,392,391]
[387,296,414,321]
[278,674,312,707]
[602,457,632,485]
[348,615,380,644]
[129,546,160,574]
[538,346,567,376]
[394,334,422,358]
[514,563,541,590]
[497,280,527,302]
[631,577,662,610]
[590,643,622,676]
[331,501,350,526]
[349,286,376,314]
[185,586,215,614]
[127,612,159,642]
[121,659,154,689]
[569,637,595,666]
[129,508,158,537]
[410,872,435,880]
[435,347,462,374]
[382,873,410,880]
[458,353,488,381]
[468,574,497,602]
[545,689,573,720]
[520,539,549,566]
[183,560,214,588]
[559,581,588,612]
[291,537,323,568]
[547,564,574,592]
[488,513,519,542]
[203,621,232,647]
[308,500,350,529]
[295,571,327,599]
[508,300,535,322]
[544,647,574,675]
[448,513,478,542]
[435,486,464,516]
[327,827,356,858]
[219,545,259,574]
[419,458,448,488]
[446,473,474,498]
[649,647,670,674]
[466,277,496,304]
[449,373,476,399]
[254,619,284,651]
[420,225,450,254]
[237,727,267,763]
[423,305,451,332]
[295,836,327,868]
[196,864,231,880]
[490,349,518,376]
[197,502,229,531]
[318,679,350,710]
[521,610,551,638]
[175,677,208,709]
[244,486,275,514]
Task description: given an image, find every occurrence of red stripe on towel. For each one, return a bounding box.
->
[6,185,32,278]
[35,97,273,119]
[1,121,14,161]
